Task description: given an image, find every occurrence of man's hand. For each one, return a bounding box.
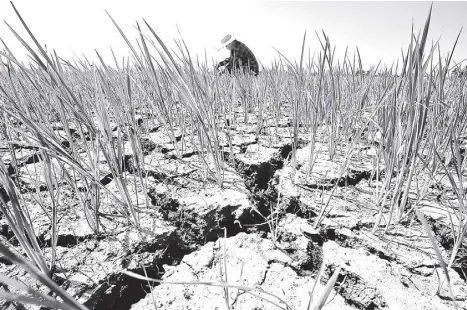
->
[216,65,227,76]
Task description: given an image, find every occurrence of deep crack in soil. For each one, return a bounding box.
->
[80,142,296,310]
[83,231,188,310]
[425,215,467,281]
[301,169,373,190]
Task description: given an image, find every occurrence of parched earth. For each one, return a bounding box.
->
[1,110,467,310]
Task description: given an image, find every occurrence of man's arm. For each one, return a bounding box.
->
[217,58,231,68]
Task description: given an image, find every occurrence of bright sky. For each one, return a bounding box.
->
[0,1,466,70]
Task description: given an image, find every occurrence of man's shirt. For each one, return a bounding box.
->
[218,40,259,75]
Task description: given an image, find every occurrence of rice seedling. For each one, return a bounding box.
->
[416,209,458,310]
[308,264,341,310]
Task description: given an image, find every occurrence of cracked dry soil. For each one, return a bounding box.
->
[1,122,467,310]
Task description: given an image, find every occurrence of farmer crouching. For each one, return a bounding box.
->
[216,34,259,76]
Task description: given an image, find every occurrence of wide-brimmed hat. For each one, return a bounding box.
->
[220,34,235,49]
